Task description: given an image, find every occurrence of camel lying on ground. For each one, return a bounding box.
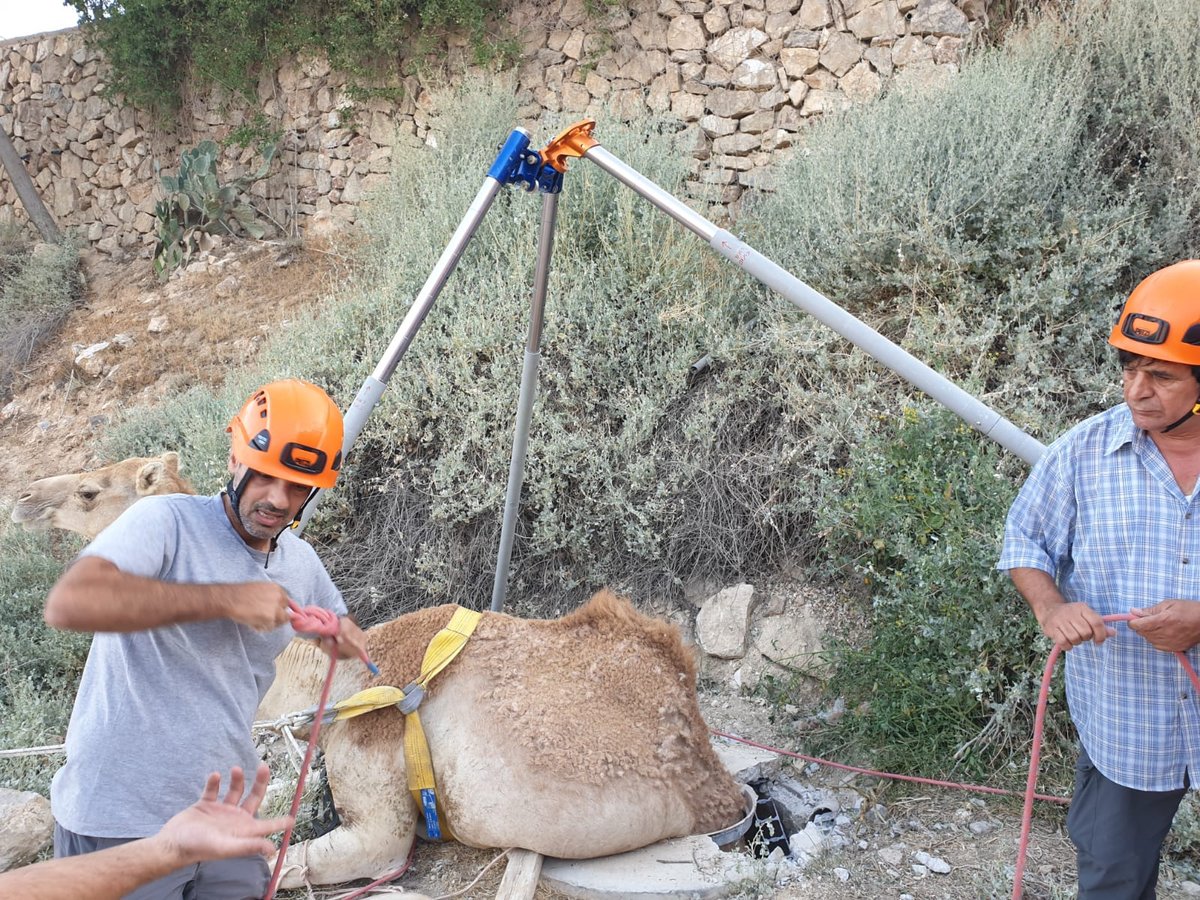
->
[14,456,747,886]
[10,452,194,538]
[259,591,748,888]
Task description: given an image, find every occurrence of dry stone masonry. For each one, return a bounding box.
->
[0,0,983,259]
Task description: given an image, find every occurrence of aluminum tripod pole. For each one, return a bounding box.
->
[490,191,558,612]
[579,144,1046,467]
[297,128,533,533]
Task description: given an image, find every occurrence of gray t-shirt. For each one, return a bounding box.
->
[50,493,346,837]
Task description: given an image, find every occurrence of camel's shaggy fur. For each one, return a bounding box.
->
[260,591,746,888]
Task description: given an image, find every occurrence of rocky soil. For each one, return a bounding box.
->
[4,240,1199,900]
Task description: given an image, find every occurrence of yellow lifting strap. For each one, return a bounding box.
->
[324,686,407,722]
[309,607,481,840]
[404,606,482,841]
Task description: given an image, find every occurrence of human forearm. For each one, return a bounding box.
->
[44,557,288,633]
[1009,567,1111,647]
[1010,568,1067,625]
[0,838,180,900]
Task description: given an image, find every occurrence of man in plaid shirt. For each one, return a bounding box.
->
[1000,260,1200,899]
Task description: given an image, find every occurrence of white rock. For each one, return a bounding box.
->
[789,821,827,857]
[913,850,952,874]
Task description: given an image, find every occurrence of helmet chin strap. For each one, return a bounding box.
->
[223,469,297,550]
[223,470,254,533]
[1161,399,1200,433]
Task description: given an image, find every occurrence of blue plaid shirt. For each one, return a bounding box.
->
[999,403,1200,791]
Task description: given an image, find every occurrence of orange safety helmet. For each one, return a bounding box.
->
[1108,260,1200,366]
[227,379,344,489]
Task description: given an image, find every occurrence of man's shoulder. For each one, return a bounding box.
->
[276,528,324,563]
[1050,404,1132,454]
[127,492,219,520]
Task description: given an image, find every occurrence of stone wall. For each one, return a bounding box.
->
[0,0,984,259]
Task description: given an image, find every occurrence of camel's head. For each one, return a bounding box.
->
[11,452,195,539]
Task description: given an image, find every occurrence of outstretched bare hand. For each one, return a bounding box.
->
[151,764,292,866]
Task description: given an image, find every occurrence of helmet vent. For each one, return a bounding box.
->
[1183,324,1200,347]
[250,430,271,451]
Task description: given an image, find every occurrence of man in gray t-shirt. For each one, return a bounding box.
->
[44,379,368,900]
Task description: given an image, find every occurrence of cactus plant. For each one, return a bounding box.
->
[152,140,276,278]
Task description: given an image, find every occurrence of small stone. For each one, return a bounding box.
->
[878,844,905,867]
[969,820,996,836]
[148,315,169,333]
[914,850,952,874]
[215,275,240,298]
[833,867,850,882]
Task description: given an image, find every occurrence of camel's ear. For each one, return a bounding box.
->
[137,460,167,495]
[161,451,181,474]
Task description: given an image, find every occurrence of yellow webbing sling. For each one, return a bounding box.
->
[400,606,481,840]
[307,606,481,839]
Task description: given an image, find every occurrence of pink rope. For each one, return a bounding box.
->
[262,602,388,900]
[263,648,337,900]
[709,730,1069,806]
[1012,613,1200,899]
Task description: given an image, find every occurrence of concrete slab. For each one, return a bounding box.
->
[540,834,748,900]
[711,736,784,783]
[539,772,764,899]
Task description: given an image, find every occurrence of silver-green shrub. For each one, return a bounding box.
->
[0,523,89,792]
[748,0,1200,783]
[0,225,84,401]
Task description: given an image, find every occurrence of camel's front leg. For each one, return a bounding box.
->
[275,721,417,889]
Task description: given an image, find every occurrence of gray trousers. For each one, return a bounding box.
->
[54,822,270,900]
[1066,747,1189,900]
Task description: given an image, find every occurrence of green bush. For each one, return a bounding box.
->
[68,0,506,117]
[0,224,84,402]
[744,0,1200,782]
[0,523,89,793]
[807,408,1074,784]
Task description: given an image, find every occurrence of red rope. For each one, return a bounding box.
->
[1012,613,1200,900]
[262,602,365,900]
[263,649,337,900]
[709,730,1068,805]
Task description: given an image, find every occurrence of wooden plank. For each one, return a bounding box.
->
[495,848,543,900]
